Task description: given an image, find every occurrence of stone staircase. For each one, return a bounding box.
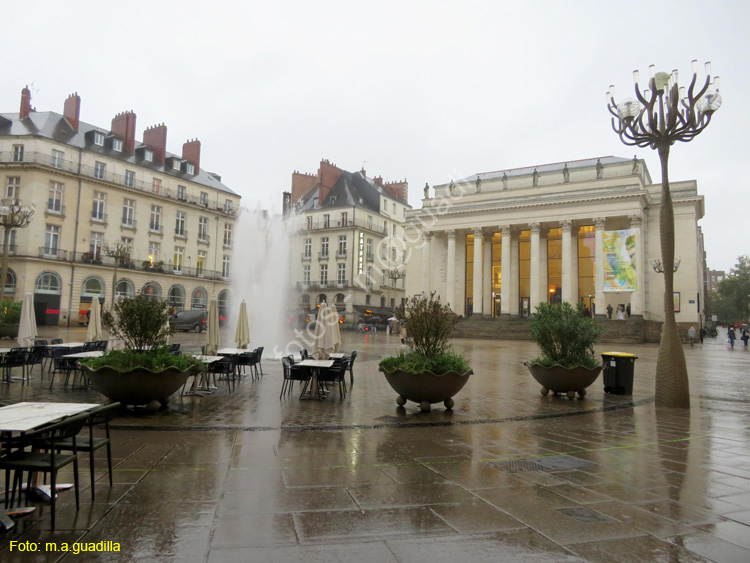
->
[453,315,644,344]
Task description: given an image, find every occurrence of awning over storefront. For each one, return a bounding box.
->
[353,305,394,318]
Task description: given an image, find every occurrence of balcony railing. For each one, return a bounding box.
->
[318,252,329,260]
[1,244,17,255]
[197,234,210,244]
[38,247,68,260]
[91,212,108,224]
[175,229,188,239]
[336,250,347,259]
[0,150,238,216]
[297,280,350,290]
[45,204,66,217]
[301,252,311,261]
[121,219,137,230]
[299,217,389,234]
[149,224,164,235]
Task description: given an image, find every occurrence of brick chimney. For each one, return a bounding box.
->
[19,86,32,120]
[143,123,167,165]
[385,179,409,202]
[317,159,343,204]
[374,176,383,186]
[182,139,201,173]
[111,111,137,153]
[291,170,318,203]
[63,93,81,132]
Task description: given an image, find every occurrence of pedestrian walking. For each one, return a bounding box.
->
[626,304,631,318]
[742,329,749,349]
[728,326,736,349]
[616,305,625,320]
[687,325,696,347]
[606,304,613,319]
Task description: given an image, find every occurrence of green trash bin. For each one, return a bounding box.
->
[601,352,638,395]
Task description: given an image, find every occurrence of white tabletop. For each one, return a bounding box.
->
[329,353,348,359]
[218,347,252,355]
[45,342,87,348]
[63,351,104,359]
[191,355,224,364]
[0,402,101,433]
[297,359,335,368]
[0,348,12,354]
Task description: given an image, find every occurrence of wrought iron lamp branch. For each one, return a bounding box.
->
[607,61,721,150]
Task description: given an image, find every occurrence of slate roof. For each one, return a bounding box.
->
[0,111,236,195]
[458,156,633,183]
[298,169,402,214]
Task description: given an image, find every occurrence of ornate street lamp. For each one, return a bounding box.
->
[608,61,721,408]
[0,199,35,300]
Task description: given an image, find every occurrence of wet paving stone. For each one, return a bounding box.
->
[1,329,749,560]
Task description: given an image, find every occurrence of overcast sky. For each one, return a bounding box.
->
[2,0,747,271]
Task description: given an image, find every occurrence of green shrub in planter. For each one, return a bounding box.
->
[0,299,22,325]
[529,301,602,370]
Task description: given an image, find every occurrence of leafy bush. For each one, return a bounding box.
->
[395,292,458,357]
[529,301,602,369]
[379,350,471,376]
[0,300,22,325]
[80,347,198,374]
[102,294,173,351]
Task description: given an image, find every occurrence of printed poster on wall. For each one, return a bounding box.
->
[602,229,637,292]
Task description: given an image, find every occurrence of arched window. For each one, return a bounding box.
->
[81,276,105,298]
[168,285,185,311]
[192,287,207,309]
[4,268,16,295]
[142,282,161,300]
[335,293,346,312]
[217,290,229,316]
[35,272,62,295]
[317,294,327,305]
[116,279,135,299]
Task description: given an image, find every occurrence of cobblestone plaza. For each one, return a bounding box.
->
[1,328,749,561]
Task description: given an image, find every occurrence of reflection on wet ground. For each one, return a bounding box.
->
[1,327,750,561]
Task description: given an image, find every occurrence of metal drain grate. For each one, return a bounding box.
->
[558,507,611,523]
[528,455,596,471]
[487,460,547,473]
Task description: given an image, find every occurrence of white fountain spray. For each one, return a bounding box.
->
[229,207,293,356]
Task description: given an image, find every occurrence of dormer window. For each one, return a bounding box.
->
[112,139,123,152]
[172,159,181,170]
[313,197,319,208]
[144,149,153,162]
[93,132,105,146]
[186,163,195,175]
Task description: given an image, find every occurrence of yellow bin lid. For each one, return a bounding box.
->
[601,352,638,358]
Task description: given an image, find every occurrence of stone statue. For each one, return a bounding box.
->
[502,173,508,190]
[423,182,429,199]
[563,163,569,183]
[596,159,603,179]
[449,180,455,196]
[632,155,639,174]
[475,176,481,193]
[532,168,539,186]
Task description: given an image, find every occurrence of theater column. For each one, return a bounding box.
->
[483,234,492,315]
[472,228,483,316]
[561,220,575,304]
[594,217,606,317]
[629,214,644,317]
[446,229,456,311]
[529,223,541,313]
[500,225,511,316]
[422,232,432,292]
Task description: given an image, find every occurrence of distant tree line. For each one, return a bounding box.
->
[708,255,750,325]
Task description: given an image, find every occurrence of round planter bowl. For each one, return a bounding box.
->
[526,362,602,399]
[81,365,192,409]
[379,367,473,412]
[0,324,19,339]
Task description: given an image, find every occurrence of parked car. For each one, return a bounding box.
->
[169,310,207,332]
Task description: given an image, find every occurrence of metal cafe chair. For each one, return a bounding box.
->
[0,412,89,530]
[280,356,311,399]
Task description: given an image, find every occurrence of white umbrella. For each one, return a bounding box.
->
[313,304,336,360]
[17,290,37,347]
[86,296,103,342]
[234,300,250,349]
[328,303,341,352]
[205,298,220,355]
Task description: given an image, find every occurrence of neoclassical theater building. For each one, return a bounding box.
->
[404,156,706,334]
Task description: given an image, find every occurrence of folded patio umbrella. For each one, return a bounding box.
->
[235,300,250,349]
[313,304,336,360]
[205,298,220,355]
[328,303,341,352]
[86,296,103,342]
[17,290,37,347]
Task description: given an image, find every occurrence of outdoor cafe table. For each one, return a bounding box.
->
[186,355,224,394]
[329,353,348,359]
[217,347,250,355]
[0,401,101,530]
[45,342,87,349]
[297,359,334,400]
[63,351,104,359]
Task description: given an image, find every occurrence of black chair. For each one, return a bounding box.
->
[256,346,264,375]
[33,339,48,346]
[318,358,348,399]
[82,341,97,352]
[2,348,29,383]
[348,350,357,386]
[26,346,46,378]
[300,348,312,361]
[235,351,258,380]
[280,356,311,399]
[0,412,88,530]
[53,403,120,501]
[95,341,108,352]
[208,357,235,389]
[168,343,181,355]
[50,353,79,388]
[51,338,63,344]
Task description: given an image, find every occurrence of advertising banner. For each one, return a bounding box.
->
[602,229,637,292]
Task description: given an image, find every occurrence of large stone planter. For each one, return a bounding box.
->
[526,362,601,399]
[81,365,192,409]
[379,367,473,412]
[0,324,19,339]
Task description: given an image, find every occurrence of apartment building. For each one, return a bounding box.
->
[0,87,240,326]
[284,159,410,326]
